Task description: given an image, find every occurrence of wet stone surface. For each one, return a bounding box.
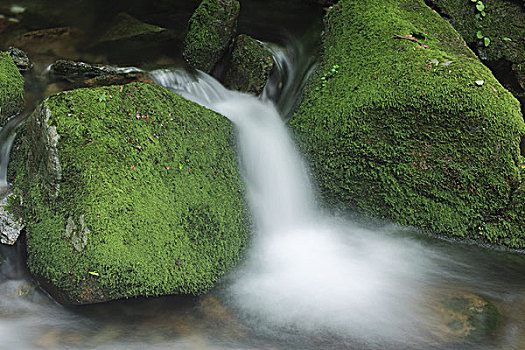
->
[0,193,24,245]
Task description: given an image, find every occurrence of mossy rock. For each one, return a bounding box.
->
[426,0,524,64]
[222,34,274,95]
[9,82,248,304]
[183,0,240,73]
[290,0,525,248]
[427,0,525,106]
[0,52,24,121]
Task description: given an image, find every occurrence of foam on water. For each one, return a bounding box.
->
[151,66,449,347]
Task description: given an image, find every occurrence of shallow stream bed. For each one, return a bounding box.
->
[0,1,524,349]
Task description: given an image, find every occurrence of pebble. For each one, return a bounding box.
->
[10,5,26,15]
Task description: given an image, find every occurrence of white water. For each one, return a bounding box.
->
[152,69,450,347]
[0,52,522,349]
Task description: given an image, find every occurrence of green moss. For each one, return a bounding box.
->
[183,0,240,73]
[10,83,248,304]
[222,34,274,95]
[0,52,24,121]
[428,0,525,105]
[290,0,525,248]
[428,0,524,63]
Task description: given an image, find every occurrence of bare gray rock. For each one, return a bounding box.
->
[0,193,24,245]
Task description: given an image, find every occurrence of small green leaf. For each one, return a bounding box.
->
[470,0,477,2]
[484,37,491,47]
[476,2,485,11]
[476,31,483,39]
[88,271,100,276]
[475,13,481,19]
[481,11,486,17]
[503,37,512,42]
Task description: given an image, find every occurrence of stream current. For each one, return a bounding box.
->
[0,40,525,350]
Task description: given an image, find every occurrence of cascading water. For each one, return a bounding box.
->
[0,41,523,350]
[0,118,20,196]
[150,57,452,347]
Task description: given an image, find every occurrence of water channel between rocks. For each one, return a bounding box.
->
[1,1,525,349]
[0,58,524,350]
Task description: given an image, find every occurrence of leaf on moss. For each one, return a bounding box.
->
[476,2,485,11]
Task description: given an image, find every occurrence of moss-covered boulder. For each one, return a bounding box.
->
[183,0,240,73]
[290,0,525,248]
[0,52,24,121]
[426,0,525,108]
[427,0,524,61]
[9,82,248,304]
[222,34,274,95]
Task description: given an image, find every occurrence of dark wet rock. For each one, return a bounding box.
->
[97,13,167,44]
[89,12,176,63]
[9,83,248,304]
[222,34,274,95]
[291,0,525,248]
[7,47,32,71]
[439,293,500,340]
[0,51,24,121]
[183,0,240,73]
[51,60,123,77]
[50,60,154,88]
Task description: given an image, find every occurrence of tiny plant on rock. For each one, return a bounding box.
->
[316,64,340,91]
[470,0,490,46]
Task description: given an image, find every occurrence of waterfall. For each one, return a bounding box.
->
[0,114,25,197]
[151,61,444,347]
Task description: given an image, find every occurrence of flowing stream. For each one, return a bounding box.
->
[0,42,525,350]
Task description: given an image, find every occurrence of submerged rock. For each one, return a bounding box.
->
[89,13,175,63]
[9,83,248,304]
[97,13,167,44]
[222,34,274,95]
[439,293,500,340]
[291,0,525,248]
[183,0,240,73]
[12,27,84,60]
[0,51,24,121]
